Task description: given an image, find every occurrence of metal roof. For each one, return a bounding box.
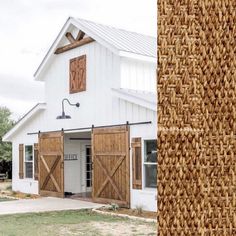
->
[35,17,156,80]
[75,18,157,58]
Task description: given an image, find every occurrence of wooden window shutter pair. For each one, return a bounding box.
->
[69,55,86,93]
[132,138,142,189]
[18,144,39,180]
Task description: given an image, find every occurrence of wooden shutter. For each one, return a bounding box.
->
[19,144,24,179]
[132,138,142,189]
[69,55,86,93]
[34,143,39,180]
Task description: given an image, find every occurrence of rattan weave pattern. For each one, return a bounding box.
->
[158,0,236,235]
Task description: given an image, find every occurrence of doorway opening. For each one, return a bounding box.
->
[64,131,92,201]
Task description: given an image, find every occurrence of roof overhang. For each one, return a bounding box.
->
[34,17,157,81]
[3,103,46,142]
[119,51,156,63]
[112,88,157,111]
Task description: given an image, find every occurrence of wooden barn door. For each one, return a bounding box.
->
[92,126,130,207]
[38,131,64,198]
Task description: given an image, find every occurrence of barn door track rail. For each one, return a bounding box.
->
[27,121,152,135]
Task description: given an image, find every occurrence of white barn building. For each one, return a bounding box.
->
[3,17,157,212]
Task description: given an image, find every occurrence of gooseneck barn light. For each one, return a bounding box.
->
[56,98,80,120]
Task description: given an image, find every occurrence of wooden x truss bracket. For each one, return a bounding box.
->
[55,30,94,54]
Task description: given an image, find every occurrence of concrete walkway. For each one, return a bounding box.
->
[0,197,103,215]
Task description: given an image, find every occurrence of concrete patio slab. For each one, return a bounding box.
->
[0,197,103,215]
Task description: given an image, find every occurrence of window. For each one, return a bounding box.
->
[24,145,34,179]
[144,140,157,188]
[69,55,86,93]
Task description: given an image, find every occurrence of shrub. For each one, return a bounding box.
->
[108,203,119,211]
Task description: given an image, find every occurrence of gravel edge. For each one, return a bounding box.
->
[92,208,157,223]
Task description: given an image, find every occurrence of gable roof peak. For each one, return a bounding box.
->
[34,17,156,81]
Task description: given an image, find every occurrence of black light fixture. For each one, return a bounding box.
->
[56,98,80,119]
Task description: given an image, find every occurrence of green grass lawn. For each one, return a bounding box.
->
[0,210,156,236]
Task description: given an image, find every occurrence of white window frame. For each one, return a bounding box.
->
[24,144,34,179]
[143,138,157,190]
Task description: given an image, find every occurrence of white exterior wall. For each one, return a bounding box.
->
[42,41,120,131]
[116,57,157,211]
[10,40,120,195]
[115,100,157,212]
[11,111,46,194]
[120,58,156,93]
[9,36,157,211]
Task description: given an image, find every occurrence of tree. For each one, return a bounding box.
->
[0,107,14,162]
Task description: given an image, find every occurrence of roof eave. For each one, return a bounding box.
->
[2,103,46,142]
[112,88,157,111]
[119,51,157,63]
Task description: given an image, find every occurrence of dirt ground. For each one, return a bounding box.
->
[0,181,39,199]
[54,221,156,236]
[0,210,156,236]
[101,207,156,219]
[0,181,11,191]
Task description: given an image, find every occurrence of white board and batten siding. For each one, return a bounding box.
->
[122,101,157,212]
[11,112,45,194]
[43,40,121,130]
[116,57,157,212]
[120,58,156,93]
[7,23,157,211]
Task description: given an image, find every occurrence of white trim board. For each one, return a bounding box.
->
[112,88,157,111]
[3,103,46,142]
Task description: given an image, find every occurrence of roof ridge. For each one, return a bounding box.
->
[75,17,156,39]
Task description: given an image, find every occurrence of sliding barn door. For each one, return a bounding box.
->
[92,126,130,207]
[38,131,64,198]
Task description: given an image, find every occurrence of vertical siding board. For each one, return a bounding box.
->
[43,39,119,128]
[120,58,156,92]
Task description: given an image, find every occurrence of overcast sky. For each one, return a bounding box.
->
[0,0,156,120]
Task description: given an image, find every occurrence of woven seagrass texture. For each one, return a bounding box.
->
[158,0,236,235]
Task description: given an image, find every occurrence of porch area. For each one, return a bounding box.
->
[64,131,92,201]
